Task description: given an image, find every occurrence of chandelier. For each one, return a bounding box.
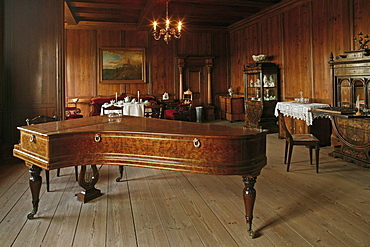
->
[152,0,182,44]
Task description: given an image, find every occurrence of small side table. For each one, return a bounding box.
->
[220,96,244,122]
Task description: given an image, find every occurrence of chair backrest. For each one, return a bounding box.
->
[183,89,193,104]
[244,100,263,128]
[277,110,293,142]
[102,105,124,115]
[26,115,57,126]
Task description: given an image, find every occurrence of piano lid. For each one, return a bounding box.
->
[17,115,265,139]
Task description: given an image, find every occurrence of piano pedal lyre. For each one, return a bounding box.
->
[77,165,103,203]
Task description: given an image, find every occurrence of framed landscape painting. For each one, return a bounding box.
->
[99,47,146,84]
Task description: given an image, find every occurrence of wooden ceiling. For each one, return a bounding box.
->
[64,0,282,30]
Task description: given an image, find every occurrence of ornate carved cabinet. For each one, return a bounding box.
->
[244,62,279,132]
[328,49,370,167]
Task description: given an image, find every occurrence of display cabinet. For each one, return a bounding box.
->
[243,62,279,132]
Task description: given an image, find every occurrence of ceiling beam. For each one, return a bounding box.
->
[172,0,279,8]
[64,1,77,25]
[65,21,138,30]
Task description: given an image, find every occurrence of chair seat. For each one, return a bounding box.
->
[164,108,189,119]
[291,134,319,142]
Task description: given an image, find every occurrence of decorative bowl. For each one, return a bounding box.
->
[72,98,79,102]
[252,54,267,62]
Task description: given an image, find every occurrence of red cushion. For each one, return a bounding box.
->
[164,109,178,118]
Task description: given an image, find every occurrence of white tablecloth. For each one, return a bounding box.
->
[274,101,330,125]
[101,103,145,117]
[123,103,145,117]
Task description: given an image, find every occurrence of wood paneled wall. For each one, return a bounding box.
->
[0,0,4,152]
[2,0,64,155]
[65,28,229,116]
[229,0,370,104]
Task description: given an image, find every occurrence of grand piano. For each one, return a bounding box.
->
[13,115,267,238]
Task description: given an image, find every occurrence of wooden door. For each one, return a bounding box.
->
[186,66,205,106]
[178,56,213,107]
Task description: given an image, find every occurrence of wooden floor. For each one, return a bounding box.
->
[1,129,369,246]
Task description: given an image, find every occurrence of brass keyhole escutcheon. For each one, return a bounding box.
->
[193,138,201,148]
[30,134,35,143]
[94,134,102,143]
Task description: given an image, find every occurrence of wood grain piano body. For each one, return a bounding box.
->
[14,115,267,177]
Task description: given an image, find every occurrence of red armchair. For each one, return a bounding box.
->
[164,102,194,121]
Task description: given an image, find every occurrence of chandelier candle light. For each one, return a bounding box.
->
[152,0,182,44]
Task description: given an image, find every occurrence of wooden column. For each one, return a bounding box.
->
[205,58,215,121]
[178,58,185,101]
[206,58,213,105]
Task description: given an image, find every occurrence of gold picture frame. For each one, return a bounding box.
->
[99,47,146,84]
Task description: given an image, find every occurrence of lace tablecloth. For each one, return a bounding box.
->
[274,101,330,125]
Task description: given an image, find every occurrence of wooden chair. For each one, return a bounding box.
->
[244,100,263,128]
[144,103,163,118]
[26,115,79,191]
[277,110,321,173]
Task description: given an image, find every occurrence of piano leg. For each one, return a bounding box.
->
[242,176,257,238]
[77,165,103,203]
[116,165,124,182]
[27,165,42,219]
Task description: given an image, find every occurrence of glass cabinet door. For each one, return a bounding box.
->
[262,73,277,101]
[246,73,261,101]
[353,79,365,108]
[338,78,351,108]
